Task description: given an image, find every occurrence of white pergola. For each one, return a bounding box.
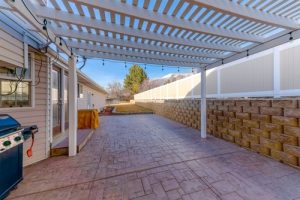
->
[2,0,300,156]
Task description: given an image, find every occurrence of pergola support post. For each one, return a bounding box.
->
[200,68,207,139]
[68,56,78,156]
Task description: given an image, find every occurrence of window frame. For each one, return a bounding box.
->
[0,52,35,110]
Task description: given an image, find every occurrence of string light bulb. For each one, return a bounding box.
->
[246,50,249,57]
[144,64,147,70]
[59,37,62,46]
[162,65,164,71]
[125,61,127,68]
[177,67,180,72]
[192,68,194,73]
[289,32,294,41]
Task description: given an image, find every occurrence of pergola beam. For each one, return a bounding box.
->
[67,41,214,64]
[206,29,300,70]
[32,6,243,52]
[75,50,201,68]
[193,0,299,30]
[75,0,265,43]
[53,27,232,58]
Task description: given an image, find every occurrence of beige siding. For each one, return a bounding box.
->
[221,54,274,93]
[0,53,49,166]
[0,29,24,67]
[280,45,300,90]
[78,84,106,111]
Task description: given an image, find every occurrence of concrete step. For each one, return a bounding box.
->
[50,129,94,157]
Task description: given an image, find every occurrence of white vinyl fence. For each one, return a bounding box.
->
[135,39,300,100]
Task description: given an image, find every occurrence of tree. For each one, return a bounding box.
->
[106,81,123,99]
[106,81,131,101]
[124,64,148,95]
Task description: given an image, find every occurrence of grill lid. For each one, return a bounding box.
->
[0,114,21,136]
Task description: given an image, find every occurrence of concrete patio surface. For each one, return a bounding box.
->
[7,115,300,200]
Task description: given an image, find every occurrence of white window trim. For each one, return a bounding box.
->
[0,52,35,111]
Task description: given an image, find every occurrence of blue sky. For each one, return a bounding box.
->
[78,59,193,88]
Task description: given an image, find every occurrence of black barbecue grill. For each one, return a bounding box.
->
[0,114,38,200]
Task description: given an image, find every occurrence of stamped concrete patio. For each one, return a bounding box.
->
[8,115,300,200]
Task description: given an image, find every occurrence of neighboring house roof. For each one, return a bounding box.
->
[77,71,107,95]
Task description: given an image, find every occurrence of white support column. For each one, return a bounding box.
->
[68,56,78,156]
[60,69,65,134]
[200,68,207,139]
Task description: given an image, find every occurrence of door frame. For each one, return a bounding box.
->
[50,63,68,145]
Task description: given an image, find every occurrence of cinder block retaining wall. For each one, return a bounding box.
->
[136,99,300,168]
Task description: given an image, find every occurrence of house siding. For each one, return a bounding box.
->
[0,52,49,166]
[78,84,106,111]
[0,28,24,67]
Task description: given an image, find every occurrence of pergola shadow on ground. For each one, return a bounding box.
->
[8,115,300,200]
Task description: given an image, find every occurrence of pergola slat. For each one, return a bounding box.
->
[36,8,242,52]
[193,0,299,30]
[72,0,265,42]
[67,41,215,64]
[53,28,228,59]
[75,49,201,68]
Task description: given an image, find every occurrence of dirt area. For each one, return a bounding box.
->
[112,103,153,114]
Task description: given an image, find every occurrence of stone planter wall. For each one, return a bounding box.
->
[136,98,300,168]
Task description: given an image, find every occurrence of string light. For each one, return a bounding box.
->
[42,19,47,30]
[59,37,62,46]
[289,32,294,41]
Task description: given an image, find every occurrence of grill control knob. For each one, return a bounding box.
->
[14,136,22,142]
[3,141,11,146]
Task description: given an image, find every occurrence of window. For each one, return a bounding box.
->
[77,83,83,98]
[0,58,32,108]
